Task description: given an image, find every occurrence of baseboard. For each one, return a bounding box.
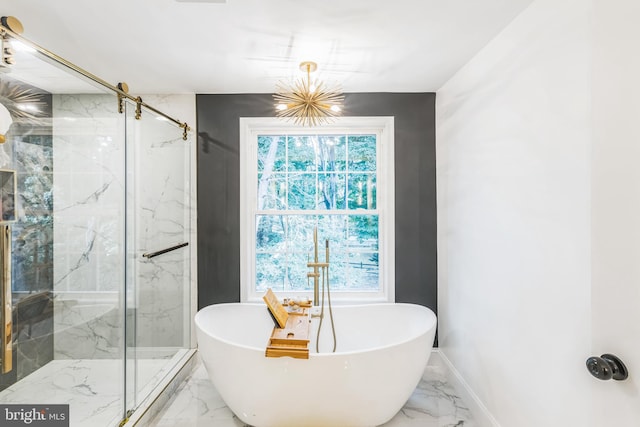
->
[430,349,502,427]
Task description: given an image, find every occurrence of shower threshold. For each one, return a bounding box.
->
[0,350,190,427]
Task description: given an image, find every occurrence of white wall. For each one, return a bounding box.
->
[590,0,640,424]
[437,0,640,425]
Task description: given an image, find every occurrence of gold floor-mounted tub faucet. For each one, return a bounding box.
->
[306,226,337,352]
[307,227,329,306]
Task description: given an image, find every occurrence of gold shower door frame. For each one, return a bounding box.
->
[1,224,11,374]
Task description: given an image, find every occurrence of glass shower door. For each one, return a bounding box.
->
[0,84,55,393]
[0,48,128,426]
[124,99,191,411]
[0,26,193,425]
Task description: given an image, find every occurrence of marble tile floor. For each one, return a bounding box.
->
[149,353,476,427]
[0,357,175,427]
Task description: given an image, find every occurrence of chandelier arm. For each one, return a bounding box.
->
[273,61,343,126]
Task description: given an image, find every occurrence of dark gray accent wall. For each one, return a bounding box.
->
[196,93,437,314]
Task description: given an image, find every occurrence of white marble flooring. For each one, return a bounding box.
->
[0,359,125,426]
[0,357,177,427]
[149,352,476,427]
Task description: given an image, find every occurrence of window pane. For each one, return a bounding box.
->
[348,174,376,210]
[348,215,379,252]
[327,258,347,290]
[256,253,285,292]
[287,215,317,254]
[287,252,311,291]
[288,135,316,171]
[348,135,376,171]
[256,215,285,252]
[348,252,379,290]
[258,135,286,172]
[318,135,346,172]
[251,128,384,297]
[288,173,316,210]
[318,173,346,210]
[257,173,286,210]
[318,215,347,253]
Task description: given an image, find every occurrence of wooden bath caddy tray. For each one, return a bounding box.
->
[263,289,312,359]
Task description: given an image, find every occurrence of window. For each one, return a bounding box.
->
[240,117,394,302]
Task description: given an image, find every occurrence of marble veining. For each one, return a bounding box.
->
[0,359,123,426]
[132,111,191,350]
[52,94,125,297]
[149,354,476,427]
[53,301,120,359]
[52,93,191,357]
[0,358,179,427]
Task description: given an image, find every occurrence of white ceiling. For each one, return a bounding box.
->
[1,0,534,94]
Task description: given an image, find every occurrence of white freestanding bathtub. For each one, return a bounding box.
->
[195,303,437,427]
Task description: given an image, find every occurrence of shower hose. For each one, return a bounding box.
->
[316,256,337,353]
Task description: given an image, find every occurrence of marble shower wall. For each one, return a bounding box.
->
[52,94,195,359]
[128,100,192,350]
[52,93,126,359]
[140,95,197,349]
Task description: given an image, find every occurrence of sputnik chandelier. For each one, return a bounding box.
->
[273,61,344,127]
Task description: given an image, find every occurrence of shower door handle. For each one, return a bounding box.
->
[142,242,189,259]
[1,224,11,374]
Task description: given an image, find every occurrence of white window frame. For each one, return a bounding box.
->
[240,116,395,303]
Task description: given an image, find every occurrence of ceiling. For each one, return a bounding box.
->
[1,0,534,94]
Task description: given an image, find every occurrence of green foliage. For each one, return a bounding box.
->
[255,133,380,292]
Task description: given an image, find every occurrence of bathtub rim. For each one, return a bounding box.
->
[195,302,437,357]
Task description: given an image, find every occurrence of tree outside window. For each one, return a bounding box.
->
[255,133,379,294]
